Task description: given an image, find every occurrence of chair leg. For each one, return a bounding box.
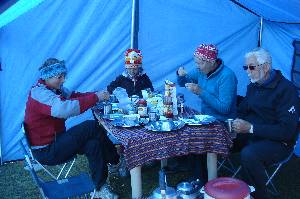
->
[265,165,282,196]
[232,166,241,178]
[64,158,76,178]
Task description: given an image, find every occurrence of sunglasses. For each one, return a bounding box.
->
[243,65,257,70]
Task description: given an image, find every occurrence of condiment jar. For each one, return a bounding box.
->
[137,99,147,117]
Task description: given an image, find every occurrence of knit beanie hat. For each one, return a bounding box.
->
[39,58,67,80]
[125,49,142,68]
[194,44,218,61]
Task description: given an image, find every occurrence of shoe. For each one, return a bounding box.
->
[108,159,121,176]
[118,154,129,177]
[91,184,119,199]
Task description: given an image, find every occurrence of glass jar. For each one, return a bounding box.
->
[163,97,173,118]
[137,99,147,117]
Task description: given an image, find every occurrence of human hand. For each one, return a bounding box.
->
[185,83,201,95]
[96,90,110,102]
[232,118,252,133]
[177,66,187,76]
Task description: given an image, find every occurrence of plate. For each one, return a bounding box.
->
[102,113,124,120]
[145,120,185,132]
[111,118,140,128]
[180,118,203,126]
[193,115,216,124]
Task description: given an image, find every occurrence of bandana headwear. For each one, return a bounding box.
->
[125,48,142,68]
[39,61,67,80]
[194,44,218,61]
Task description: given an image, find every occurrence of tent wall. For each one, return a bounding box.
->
[1,0,300,162]
[262,22,300,79]
[0,0,132,162]
[138,0,259,97]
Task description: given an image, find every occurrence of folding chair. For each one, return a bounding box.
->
[264,143,297,196]
[229,143,297,196]
[21,123,76,180]
[20,138,95,199]
[217,157,241,177]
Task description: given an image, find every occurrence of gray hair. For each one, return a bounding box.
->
[245,48,272,66]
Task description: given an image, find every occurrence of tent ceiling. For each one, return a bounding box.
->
[235,0,300,23]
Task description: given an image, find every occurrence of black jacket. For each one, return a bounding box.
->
[238,70,300,145]
[107,73,154,98]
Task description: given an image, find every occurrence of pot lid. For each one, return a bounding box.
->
[152,187,177,199]
[204,177,250,199]
[177,182,193,192]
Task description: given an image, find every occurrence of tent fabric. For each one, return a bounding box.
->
[138,0,259,96]
[0,0,132,162]
[235,0,300,23]
[1,0,300,163]
[262,22,300,79]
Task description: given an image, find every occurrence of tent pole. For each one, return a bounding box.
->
[0,94,2,165]
[259,17,263,47]
[130,0,136,48]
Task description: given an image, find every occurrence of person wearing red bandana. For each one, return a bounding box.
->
[107,48,154,98]
[177,44,237,186]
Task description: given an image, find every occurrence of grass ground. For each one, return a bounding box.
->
[0,155,299,199]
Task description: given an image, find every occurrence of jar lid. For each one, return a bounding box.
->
[138,99,147,105]
[204,177,250,199]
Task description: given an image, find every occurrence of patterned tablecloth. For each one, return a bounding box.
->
[95,107,232,170]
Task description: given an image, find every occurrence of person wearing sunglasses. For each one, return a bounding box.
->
[25,58,120,199]
[176,44,237,186]
[231,48,300,199]
[107,48,154,98]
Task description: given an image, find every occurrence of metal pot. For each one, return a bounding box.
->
[150,187,178,199]
[150,169,178,199]
[176,181,202,199]
[200,177,255,199]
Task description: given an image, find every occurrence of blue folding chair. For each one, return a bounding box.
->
[21,123,77,180]
[20,137,95,199]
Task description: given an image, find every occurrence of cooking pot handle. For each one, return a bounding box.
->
[199,186,205,193]
[249,186,255,193]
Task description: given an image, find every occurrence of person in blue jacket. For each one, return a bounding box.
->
[232,48,300,199]
[177,44,237,121]
[176,44,237,185]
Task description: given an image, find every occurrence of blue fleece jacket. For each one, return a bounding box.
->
[177,61,237,121]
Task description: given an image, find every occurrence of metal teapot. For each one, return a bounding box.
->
[150,169,178,199]
[176,180,202,199]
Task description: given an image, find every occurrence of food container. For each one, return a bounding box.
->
[103,102,112,115]
[200,177,255,199]
[137,99,147,117]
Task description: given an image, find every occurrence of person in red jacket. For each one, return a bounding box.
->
[25,58,119,199]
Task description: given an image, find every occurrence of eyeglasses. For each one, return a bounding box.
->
[243,65,257,70]
[243,63,267,71]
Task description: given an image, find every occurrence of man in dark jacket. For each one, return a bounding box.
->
[107,48,153,98]
[232,48,300,199]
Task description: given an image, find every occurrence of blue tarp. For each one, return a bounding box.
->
[0,0,132,162]
[1,0,300,162]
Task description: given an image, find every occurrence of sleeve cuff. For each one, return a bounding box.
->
[249,124,254,134]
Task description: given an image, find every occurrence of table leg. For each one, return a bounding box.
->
[130,166,142,198]
[207,153,217,180]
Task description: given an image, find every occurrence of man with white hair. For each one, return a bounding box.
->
[232,48,300,199]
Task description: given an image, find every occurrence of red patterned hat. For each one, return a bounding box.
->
[194,44,218,61]
[125,49,142,67]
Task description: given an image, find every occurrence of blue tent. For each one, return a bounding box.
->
[1,0,300,163]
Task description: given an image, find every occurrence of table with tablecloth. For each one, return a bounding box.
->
[94,107,232,198]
